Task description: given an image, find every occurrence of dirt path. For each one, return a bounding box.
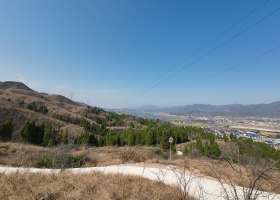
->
[0,164,279,200]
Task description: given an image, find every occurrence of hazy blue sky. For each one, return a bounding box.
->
[0,0,280,108]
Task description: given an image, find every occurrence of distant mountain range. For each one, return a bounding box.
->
[2,81,279,120]
[113,102,280,118]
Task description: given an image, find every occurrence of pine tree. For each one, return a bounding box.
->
[209,142,221,158]
[21,121,44,145]
[128,132,136,146]
[88,133,98,146]
[42,127,50,146]
[0,120,13,141]
[42,124,54,146]
[160,135,169,151]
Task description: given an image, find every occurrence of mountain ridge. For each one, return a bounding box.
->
[0,81,33,91]
[114,101,280,118]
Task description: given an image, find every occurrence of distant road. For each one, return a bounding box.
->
[0,164,279,200]
[231,125,280,133]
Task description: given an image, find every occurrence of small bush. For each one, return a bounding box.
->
[35,192,56,200]
[120,149,146,163]
[35,152,88,169]
[21,121,45,145]
[153,148,169,160]
[36,154,53,168]
[184,143,200,157]
[70,154,89,167]
[87,106,104,114]
[27,102,48,114]
[184,138,221,159]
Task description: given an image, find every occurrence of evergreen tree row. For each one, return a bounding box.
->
[21,121,58,146]
[0,120,13,141]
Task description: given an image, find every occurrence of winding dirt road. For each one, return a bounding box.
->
[0,164,279,200]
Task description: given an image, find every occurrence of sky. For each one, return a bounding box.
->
[0,0,279,108]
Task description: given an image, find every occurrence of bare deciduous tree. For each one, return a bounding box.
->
[170,160,204,200]
[210,156,279,200]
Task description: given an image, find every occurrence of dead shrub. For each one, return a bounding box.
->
[120,148,147,163]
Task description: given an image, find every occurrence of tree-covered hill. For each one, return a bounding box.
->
[0,81,147,141]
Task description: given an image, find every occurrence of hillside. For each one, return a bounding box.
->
[0,81,142,139]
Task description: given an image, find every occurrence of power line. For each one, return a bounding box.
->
[143,2,280,96]
[182,0,272,65]
[210,44,280,77]
[150,0,271,85]
[147,5,279,94]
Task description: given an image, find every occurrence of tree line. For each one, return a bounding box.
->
[2,118,280,169]
[184,134,221,159]
[0,119,205,150]
[183,132,280,169]
[71,122,205,151]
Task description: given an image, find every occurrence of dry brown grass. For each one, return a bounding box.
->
[0,172,192,200]
[0,143,90,168]
[0,142,49,167]
[70,146,161,166]
[0,143,163,168]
